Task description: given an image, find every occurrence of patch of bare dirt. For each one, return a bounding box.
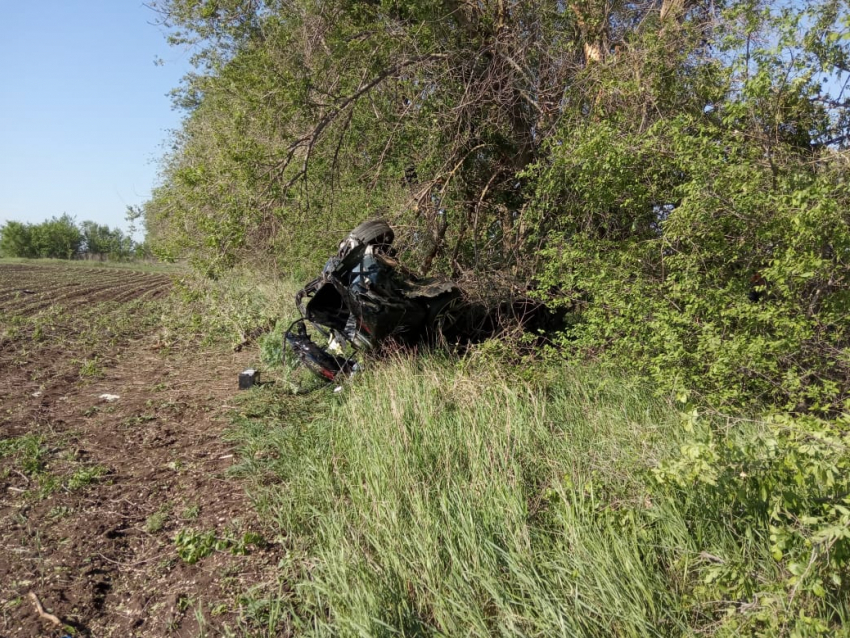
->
[0,265,283,637]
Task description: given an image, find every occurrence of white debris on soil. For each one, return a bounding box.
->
[99,393,120,402]
[328,336,344,354]
[334,386,343,393]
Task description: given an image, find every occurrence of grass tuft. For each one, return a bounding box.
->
[230,352,850,635]
[230,356,700,635]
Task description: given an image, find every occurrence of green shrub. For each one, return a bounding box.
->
[654,410,850,635]
[535,115,850,411]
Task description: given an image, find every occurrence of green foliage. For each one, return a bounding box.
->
[174,527,266,564]
[0,221,37,258]
[77,356,104,378]
[175,528,222,564]
[162,268,298,348]
[80,220,134,259]
[66,464,109,490]
[31,214,84,258]
[0,434,47,476]
[654,410,850,635]
[232,357,685,636]
[535,115,850,409]
[146,503,172,533]
[0,215,138,260]
[229,355,850,636]
[531,1,850,410]
[144,0,597,274]
[0,214,83,259]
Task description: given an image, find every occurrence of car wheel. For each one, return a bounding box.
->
[427,292,465,340]
[348,219,394,247]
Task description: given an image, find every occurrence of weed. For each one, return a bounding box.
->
[211,603,228,616]
[228,531,267,556]
[173,526,265,564]
[47,506,73,522]
[194,601,209,637]
[146,504,172,533]
[121,413,156,428]
[77,357,103,378]
[0,434,47,476]
[177,594,193,613]
[66,465,108,490]
[157,557,176,573]
[181,503,200,521]
[162,270,299,349]
[235,584,284,636]
[174,528,222,564]
[35,473,60,499]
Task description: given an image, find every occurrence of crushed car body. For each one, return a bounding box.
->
[286,220,467,381]
[285,219,558,381]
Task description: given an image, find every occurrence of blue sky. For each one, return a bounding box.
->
[0,1,192,237]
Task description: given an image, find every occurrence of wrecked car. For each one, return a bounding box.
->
[285,220,469,381]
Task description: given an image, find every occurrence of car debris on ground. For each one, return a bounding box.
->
[285,219,552,382]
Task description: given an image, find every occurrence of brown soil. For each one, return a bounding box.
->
[0,264,282,637]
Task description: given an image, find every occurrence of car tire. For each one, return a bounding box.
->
[426,291,464,340]
[348,219,394,247]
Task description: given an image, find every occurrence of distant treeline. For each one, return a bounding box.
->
[0,214,149,261]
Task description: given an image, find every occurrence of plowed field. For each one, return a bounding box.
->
[0,263,280,637]
[0,263,170,315]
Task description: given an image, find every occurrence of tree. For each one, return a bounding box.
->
[0,216,136,260]
[144,0,722,274]
[81,221,133,259]
[0,221,37,258]
[30,214,84,259]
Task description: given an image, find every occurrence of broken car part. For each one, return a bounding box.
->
[286,220,463,381]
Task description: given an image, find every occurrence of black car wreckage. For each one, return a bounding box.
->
[285,219,543,381]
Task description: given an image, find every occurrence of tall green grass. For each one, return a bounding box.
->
[233,356,761,636]
[224,337,850,637]
[160,268,302,349]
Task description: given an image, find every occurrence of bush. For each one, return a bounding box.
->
[654,409,850,635]
[535,116,850,412]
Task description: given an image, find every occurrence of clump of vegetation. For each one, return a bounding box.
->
[66,464,108,490]
[0,434,48,476]
[175,528,222,564]
[654,410,850,631]
[174,527,266,564]
[160,269,298,350]
[146,504,172,533]
[0,214,143,261]
[143,0,850,410]
[227,355,849,636]
[77,356,104,379]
